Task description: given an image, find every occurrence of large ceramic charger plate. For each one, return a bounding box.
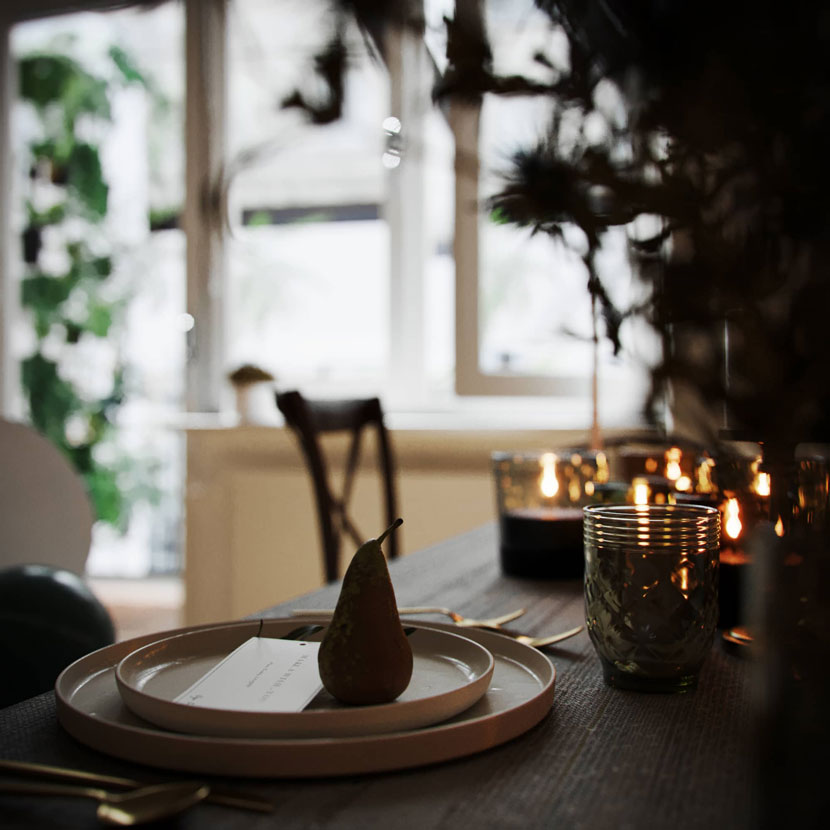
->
[56,618,556,778]
[114,621,494,738]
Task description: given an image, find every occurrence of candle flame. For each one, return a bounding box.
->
[633,479,650,505]
[596,451,609,483]
[665,447,682,481]
[539,453,559,498]
[754,471,771,497]
[697,458,715,493]
[724,498,742,540]
[775,517,785,537]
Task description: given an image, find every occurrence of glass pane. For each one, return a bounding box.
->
[477,0,651,394]
[11,3,186,577]
[225,0,389,398]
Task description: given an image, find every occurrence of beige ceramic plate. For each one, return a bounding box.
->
[55,618,556,778]
[114,622,494,738]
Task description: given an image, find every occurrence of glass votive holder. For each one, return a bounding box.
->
[492,449,605,578]
[583,504,721,692]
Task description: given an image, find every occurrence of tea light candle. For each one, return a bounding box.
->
[499,506,584,578]
[718,546,750,630]
[492,449,606,579]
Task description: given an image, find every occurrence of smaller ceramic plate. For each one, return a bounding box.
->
[115,621,494,739]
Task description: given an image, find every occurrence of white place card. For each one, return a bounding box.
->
[174,637,323,712]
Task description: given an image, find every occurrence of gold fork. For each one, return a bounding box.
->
[292,606,526,630]
[504,624,585,648]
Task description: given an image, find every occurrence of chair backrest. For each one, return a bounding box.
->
[276,391,399,582]
[0,418,94,574]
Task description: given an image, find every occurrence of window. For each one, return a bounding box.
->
[2,0,653,442]
[448,0,655,421]
[224,0,391,399]
[6,2,187,576]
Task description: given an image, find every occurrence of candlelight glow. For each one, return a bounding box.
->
[775,517,785,536]
[633,478,650,505]
[724,498,742,540]
[585,481,595,496]
[752,458,770,496]
[539,453,559,498]
[675,475,692,492]
[665,447,682,481]
[697,458,715,492]
[596,451,609,483]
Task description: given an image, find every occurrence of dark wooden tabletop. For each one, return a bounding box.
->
[0,523,757,829]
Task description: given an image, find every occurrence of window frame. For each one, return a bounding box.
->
[0,0,651,429]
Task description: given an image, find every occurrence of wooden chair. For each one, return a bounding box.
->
[276,390,399,582]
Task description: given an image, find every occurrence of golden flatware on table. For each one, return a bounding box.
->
[291,608,583,647]
[504,625,585,648]
[0,779,208,826]
[292,606,526,630]
[0,759,274,814]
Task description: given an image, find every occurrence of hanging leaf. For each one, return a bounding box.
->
[85,465,124,527]
[109,45,149,87]
[19,54,77,108]
[85,304,113,337]
[20,53,110,124]
[67,142,108,219]
[27,200,68,227]
[21,272,75,308]
[20,353,83,449]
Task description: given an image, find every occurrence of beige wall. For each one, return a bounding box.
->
[184,424,596,624]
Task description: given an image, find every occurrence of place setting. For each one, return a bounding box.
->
[53,520,560,779]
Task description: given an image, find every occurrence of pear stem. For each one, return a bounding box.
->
[376,518,403,546]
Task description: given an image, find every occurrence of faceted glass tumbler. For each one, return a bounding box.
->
[583,504,720,692]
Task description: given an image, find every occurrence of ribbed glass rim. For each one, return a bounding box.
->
[583,504,719,524]
[584,504,720,549]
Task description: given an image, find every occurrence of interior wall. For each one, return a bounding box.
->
[184,425,596,624]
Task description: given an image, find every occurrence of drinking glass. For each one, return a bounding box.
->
[583,504,720,692]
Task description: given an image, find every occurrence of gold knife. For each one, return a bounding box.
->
[0,759,273,813]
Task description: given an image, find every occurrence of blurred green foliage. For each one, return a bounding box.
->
[17,46,147,528]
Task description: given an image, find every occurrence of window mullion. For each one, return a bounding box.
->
[451,96,481,398]
[184,0,227,413]
[385,18,428,408]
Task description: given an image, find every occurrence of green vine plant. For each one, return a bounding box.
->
[18,45,153,529]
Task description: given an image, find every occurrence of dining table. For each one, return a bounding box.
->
[0,522,759,830]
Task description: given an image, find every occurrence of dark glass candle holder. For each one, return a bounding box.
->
[492,449,608,578]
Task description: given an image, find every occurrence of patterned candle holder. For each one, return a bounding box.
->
[584,504,721,692]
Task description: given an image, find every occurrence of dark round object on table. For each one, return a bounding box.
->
[0,564,115,708]
[499,508,585,578]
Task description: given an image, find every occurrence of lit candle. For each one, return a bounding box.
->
[718,496,749,630]
[497,452,586,578]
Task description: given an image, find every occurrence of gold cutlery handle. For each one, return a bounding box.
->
[0,759,273,813]
[292,607,452,616]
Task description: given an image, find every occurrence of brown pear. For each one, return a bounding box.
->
[317,519,412,705]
